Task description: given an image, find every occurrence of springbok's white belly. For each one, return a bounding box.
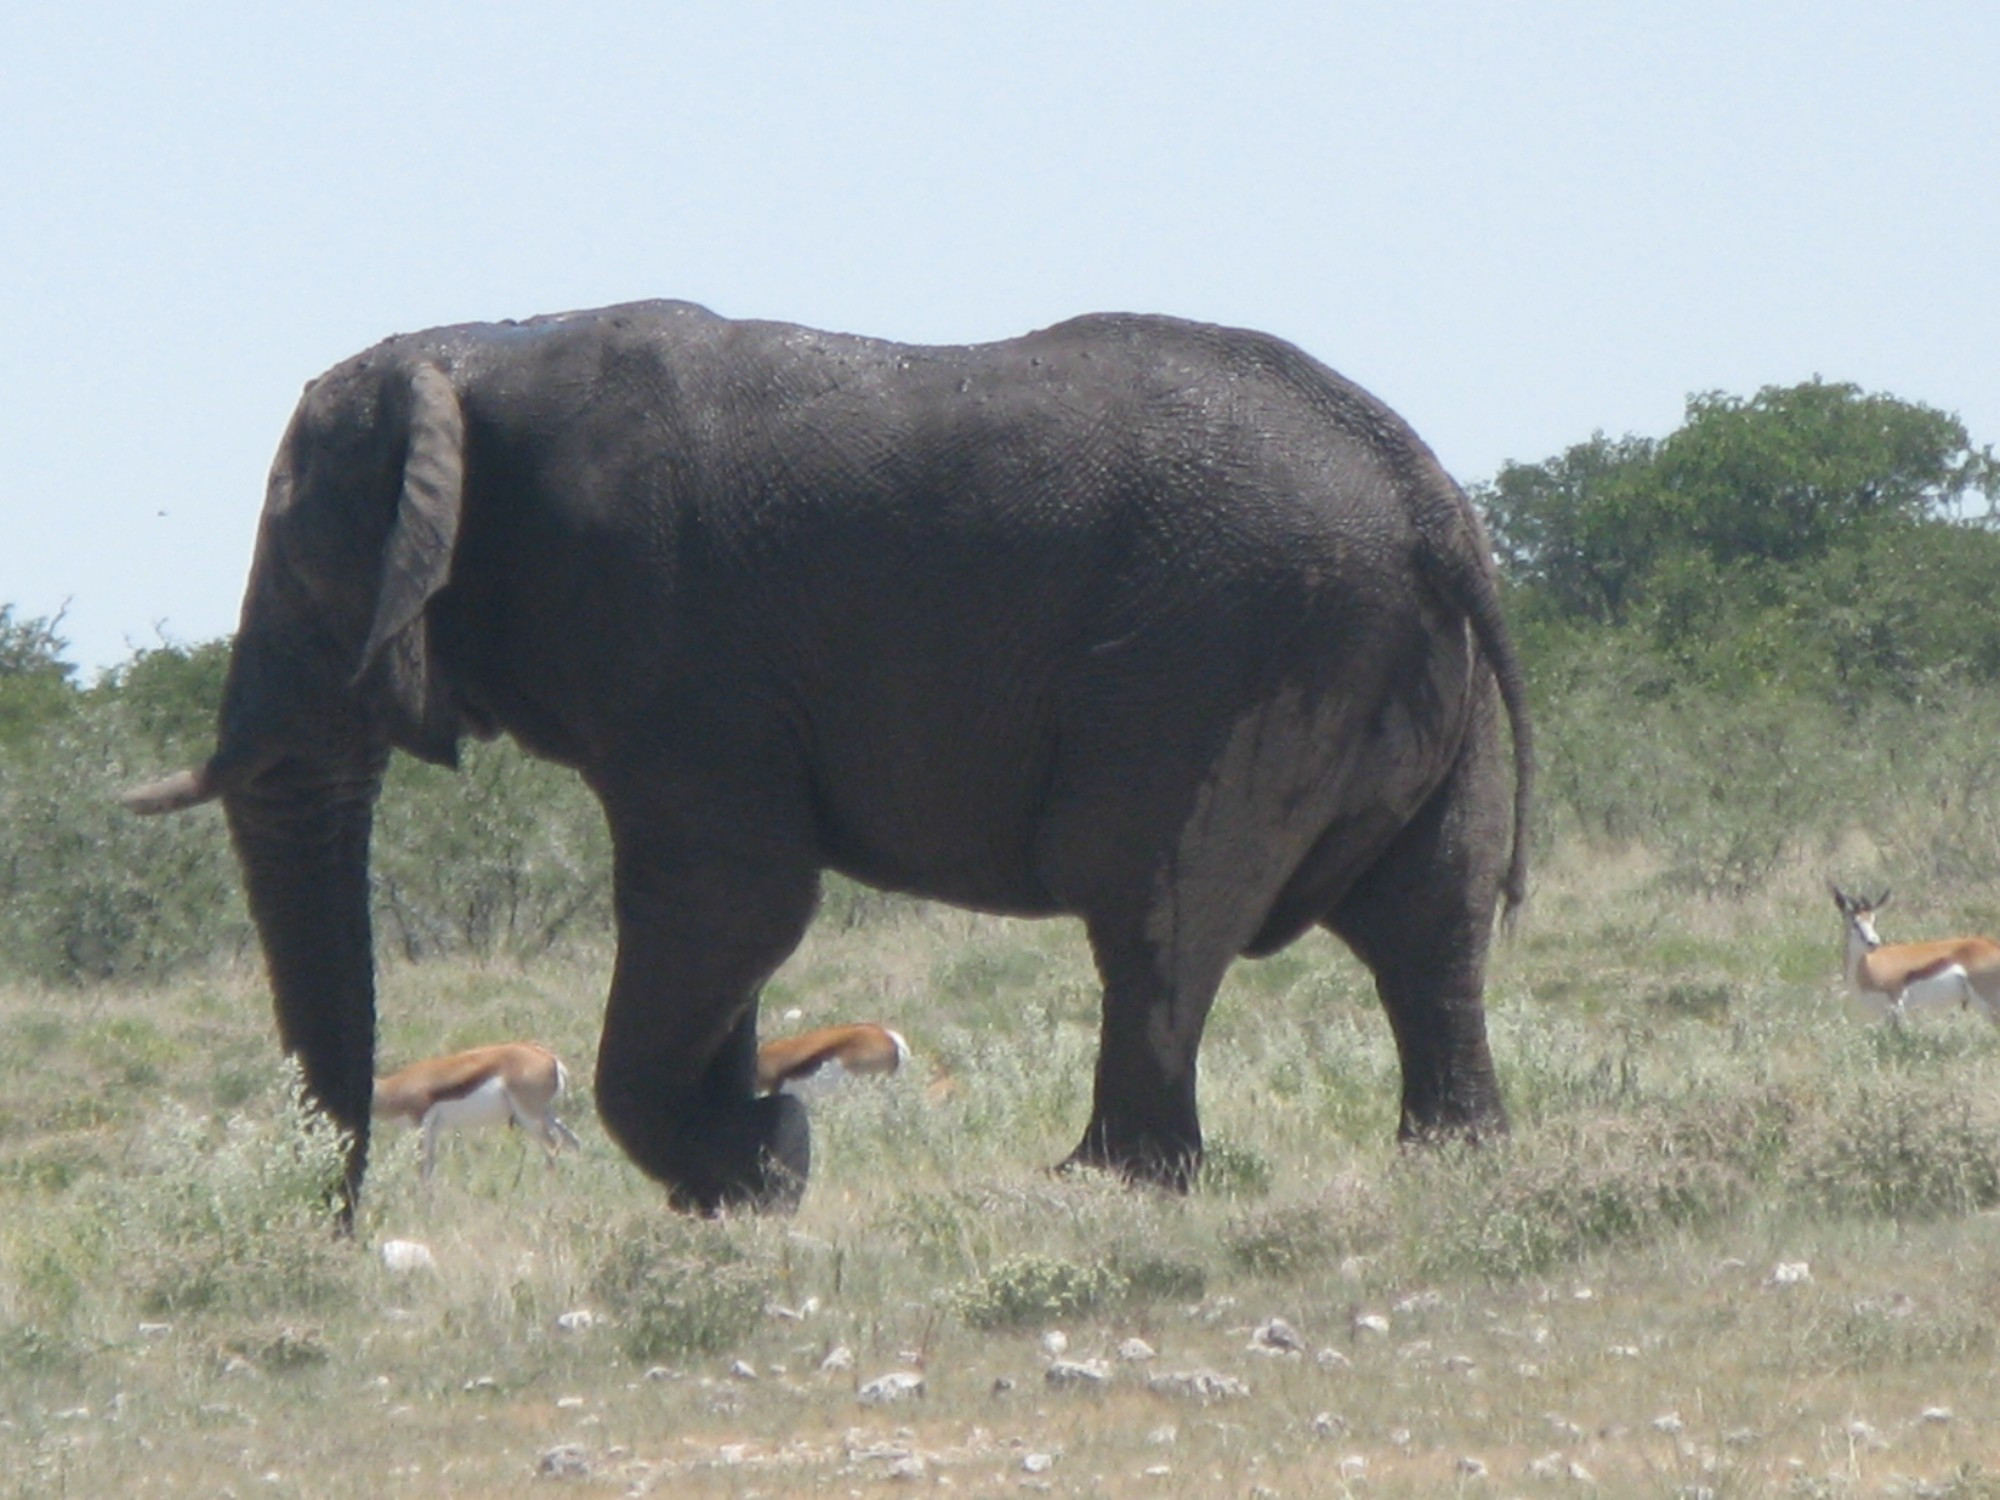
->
[423,1076,515,1131]
[1899,967,1972,1014]
[779,1058,852,1096]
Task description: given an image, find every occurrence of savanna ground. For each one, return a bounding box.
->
[7,841,2000,1500]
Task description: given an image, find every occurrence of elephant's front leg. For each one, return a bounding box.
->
[593,825,821,1214]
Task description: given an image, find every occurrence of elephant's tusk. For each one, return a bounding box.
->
[117,766,220,815]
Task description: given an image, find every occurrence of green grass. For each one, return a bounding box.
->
[8,848,2000,1496]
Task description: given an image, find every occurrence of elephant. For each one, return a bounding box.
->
[122,299,1533,1217]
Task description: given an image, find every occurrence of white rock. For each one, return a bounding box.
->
[1249,1317,1305,1354]
[1311,1411,1347,1438]
[728,1360,756,1380]
[1021,1453,1055,1474]
[1353,1313,1391,1337]
[1652,1412,1685,1434]
[1315,1347,1352,1369]
[1117,1337,1157,1362]
[1457,1456,1488,1477]
[137,1322,173,1339]
[1146,1369,1249,1403]
[887,1455,927,1481]
[1040,1329,1069,1356]
[1045,1359,1111,1389]
[1922,1406,1954,1425]
[537,1444,589,1479]
[554,1396,585,1410]
[379,1239,435,1273]
[1339,1455,1367,1479]
[819,1345,855,1373]
[1395,1290,1445,1313]
[1769,1261,1812,1286]
[553,1309,596,1333]
[858,1371,925,1405]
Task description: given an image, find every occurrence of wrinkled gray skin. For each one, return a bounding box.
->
[124,301,1532,1217]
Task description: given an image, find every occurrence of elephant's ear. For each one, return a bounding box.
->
[356,364,465,765]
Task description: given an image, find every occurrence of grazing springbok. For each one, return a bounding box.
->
[372,1042,581,1180]
[755,1023,910,1095]
[1830,885,2000,1022]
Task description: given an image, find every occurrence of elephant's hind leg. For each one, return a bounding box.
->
[593,828,820,1214]
[1063,902,1240,1191]
[1323,723,1511,1143]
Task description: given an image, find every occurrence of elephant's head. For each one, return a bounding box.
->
[122,360,471,1215]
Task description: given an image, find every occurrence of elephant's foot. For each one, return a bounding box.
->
[609,1092,812,1215]
[1059,1117,1201,1194]
[1396,1091,1508,1147]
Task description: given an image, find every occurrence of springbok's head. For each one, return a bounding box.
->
[1830,883,1892,949]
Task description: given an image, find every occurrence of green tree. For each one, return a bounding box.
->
[0,605,80,749]
[1481,434,1661,624]
[1480,381,1999,630]
[1657,381,1996,568]
[95,638,230,751]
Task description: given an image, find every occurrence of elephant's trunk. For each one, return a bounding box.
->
[222,754,388,1221]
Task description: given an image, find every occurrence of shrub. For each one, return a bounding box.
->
[1111,1254,1207,1303]
[1198,1136,1274,1198]
[1411,1111,1751,1280]
[948,1253,1128,1329]
[109,1059,357,1316]
[1792,1078,2000,1222]
[591,1217,771,1362]
[0,717,247,984]
[1222,1201,1335,1277]
[371,740,612,960]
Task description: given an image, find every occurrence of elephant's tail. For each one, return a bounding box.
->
[1418,486,1535,923]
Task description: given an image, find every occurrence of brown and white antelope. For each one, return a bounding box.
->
[1830,885,2000,1023]
[372,1042,582,1180]
[755,1023,910,1095]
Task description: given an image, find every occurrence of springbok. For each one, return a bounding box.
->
[372,1042,581,1180]
[1830,885,2000,1022]
[755,1023,910,1095]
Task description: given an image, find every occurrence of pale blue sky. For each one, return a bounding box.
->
[5,2,1994,675]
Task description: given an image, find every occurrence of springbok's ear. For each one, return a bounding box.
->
[1875,889,1893,912]
[356,364,464,764]
[1828,880,1847,910]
